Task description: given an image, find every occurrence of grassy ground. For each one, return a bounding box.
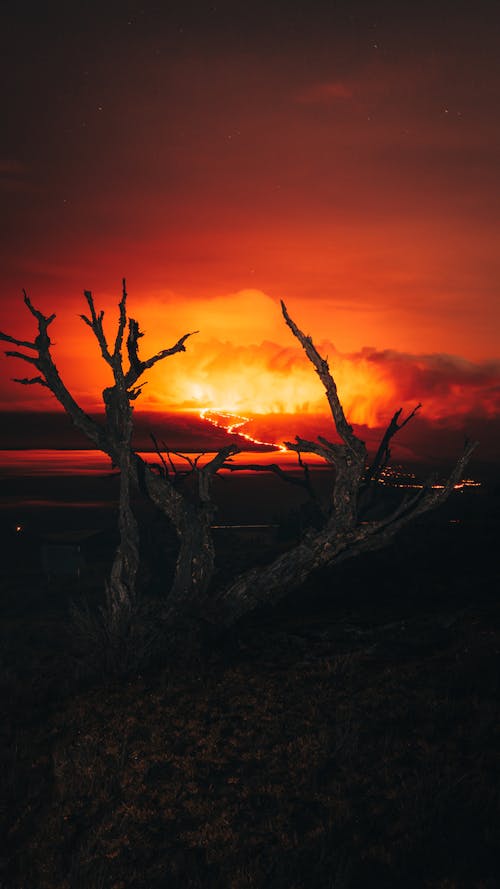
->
[1,485,499,888]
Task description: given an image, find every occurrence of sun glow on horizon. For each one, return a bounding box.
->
[164,342,397,427]
[1,287,498,431]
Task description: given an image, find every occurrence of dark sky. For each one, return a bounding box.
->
[1,1,499,451]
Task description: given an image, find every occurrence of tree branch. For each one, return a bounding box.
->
[114,278,128,359]
[142,331,198,370]
[81,290,113,366]
[222,459,312,490]
[362,439,479,541]
[125,318,143,378]
[202,444,241,476]
[172,451,195,470]
[0,331,37,350]
[23,292,56,329]
[12,375,49,387]
[150,432,171,478]
[4,350,39,365]
[281,300,365,459]
[4,293,106,450]
[207,439,479,629]
[125,321,198,387]
[364,403,422,486]
[285,436,336,464]
[430,438,479,500]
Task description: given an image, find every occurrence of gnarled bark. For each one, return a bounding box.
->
[1,288,479,647]
[206,440,477,628]
[0,283,235,628]
[201,304,478,630]
[149,444,240,619]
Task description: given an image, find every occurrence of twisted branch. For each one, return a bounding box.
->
[12,375,49,387]
[2,293,105,449]
[0,332,36,350]
[281,300,365,459]
[364,403,422,486]
[114,278,128,359]
[81,290,113,366]
[125,321,197,388]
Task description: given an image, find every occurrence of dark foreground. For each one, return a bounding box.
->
[1,483,500,888]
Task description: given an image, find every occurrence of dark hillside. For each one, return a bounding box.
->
[1,482,499,888]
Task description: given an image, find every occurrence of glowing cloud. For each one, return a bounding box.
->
[1,290,499,435]
[129,291,500,430]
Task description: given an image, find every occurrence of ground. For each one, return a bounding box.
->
[1,482,499,888]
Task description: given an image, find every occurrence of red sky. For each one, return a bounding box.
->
[1,2,499,460]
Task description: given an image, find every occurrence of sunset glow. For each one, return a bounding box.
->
[0,4,499,462]
[1,286,499,455]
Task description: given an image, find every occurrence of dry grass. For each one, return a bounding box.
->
[1,495,500,888]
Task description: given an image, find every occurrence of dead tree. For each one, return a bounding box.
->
[0,283,238,632]
[147,436,241,623]
[203,302,478,629]
[1,288,478,646]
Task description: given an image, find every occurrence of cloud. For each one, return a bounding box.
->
[2,288,499,445]
[358,347,500,421]
[138,329,500,430]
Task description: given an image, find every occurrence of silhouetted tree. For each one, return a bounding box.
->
[1,285,477,655]
[201,302,477,629]
[0,282,238,644]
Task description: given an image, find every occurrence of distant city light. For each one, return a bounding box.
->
[378,466,481,491]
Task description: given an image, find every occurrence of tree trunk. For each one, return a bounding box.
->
[126,454,219,618]
[105,448,140,634]
[203,445,476,631]
[2,290,479,654]
[331,456,365,533]
[165,506,215,616]
[202,520,360,629]
[101,385,141,634]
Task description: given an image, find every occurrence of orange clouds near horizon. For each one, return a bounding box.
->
[3,2,500,448]
[1,289,499,449]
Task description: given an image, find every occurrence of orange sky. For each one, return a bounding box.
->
[1,2,500,455]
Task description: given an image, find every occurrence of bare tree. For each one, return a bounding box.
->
[202,301,478,629]
[1,287,477,652]
[0,282,238,637]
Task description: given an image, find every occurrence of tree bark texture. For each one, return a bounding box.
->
[205,438,477,629]
[1,288,479,642]
[0,284,236,626]
[200,303,478,630]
